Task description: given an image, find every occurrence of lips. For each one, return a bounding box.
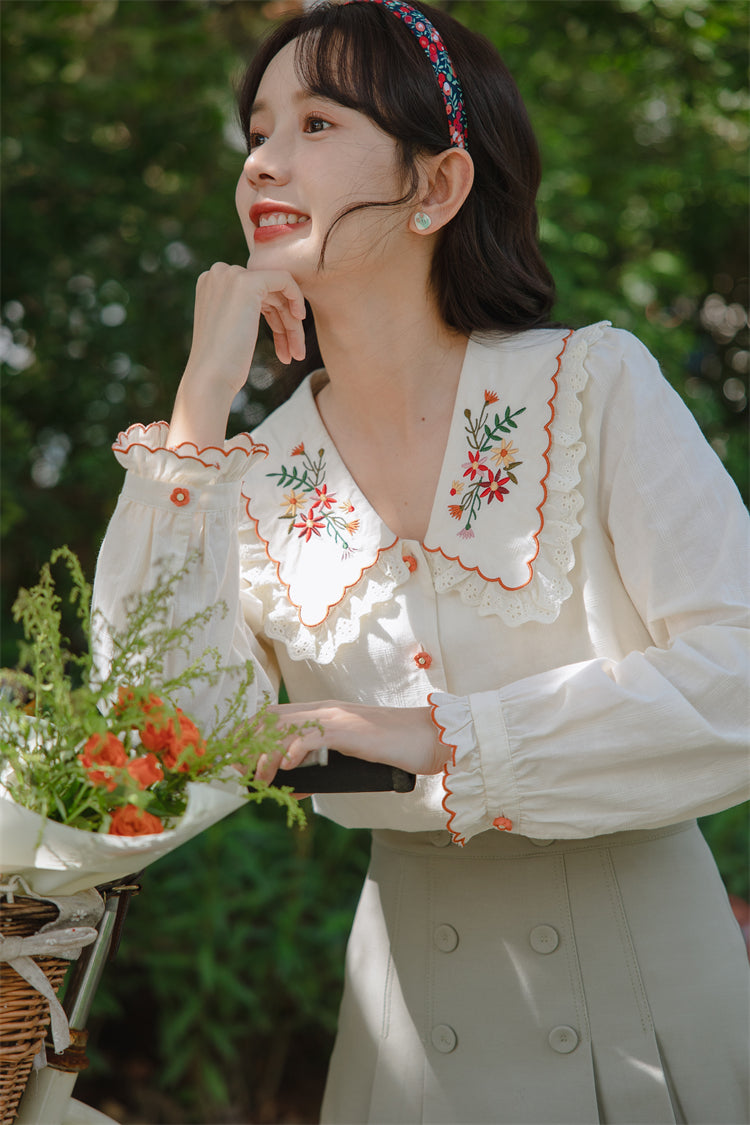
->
[249,203,311,242]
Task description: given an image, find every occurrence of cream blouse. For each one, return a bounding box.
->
[93,322,750,845]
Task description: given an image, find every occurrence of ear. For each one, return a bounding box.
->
[409,148,474,234]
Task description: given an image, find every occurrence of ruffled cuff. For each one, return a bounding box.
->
[112,422,268,484]
[428,691,515,846]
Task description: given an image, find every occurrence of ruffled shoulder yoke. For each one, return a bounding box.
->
[240,321,609,663]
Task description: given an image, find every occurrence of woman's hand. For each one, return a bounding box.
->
[255,701,450,784]
[169,264,306,449]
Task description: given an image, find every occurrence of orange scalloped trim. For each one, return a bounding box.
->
[428,692,466,847]
[113,421,269,468]
[242,488,399,629]
[422,328,574,590]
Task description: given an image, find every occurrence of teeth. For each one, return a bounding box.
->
[257,212,309,227]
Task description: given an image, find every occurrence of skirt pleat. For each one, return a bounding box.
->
[321,821,749,1125]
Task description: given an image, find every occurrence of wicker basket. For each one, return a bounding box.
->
[0,898,69,1125]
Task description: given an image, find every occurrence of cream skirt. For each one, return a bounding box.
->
[320,821,749,1125]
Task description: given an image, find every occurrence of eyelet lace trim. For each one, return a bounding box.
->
[240,322,607,660]
[113,422,268,482]
[240,540,413,665]
[423,321,606,625]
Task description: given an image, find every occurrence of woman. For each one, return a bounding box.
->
[94,2,750,1121]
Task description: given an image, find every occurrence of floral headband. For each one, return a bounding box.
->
[347,0,468,150]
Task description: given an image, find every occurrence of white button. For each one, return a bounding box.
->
[434,924,459,953]
[429,831,452,848]
[529,925,559,954]
[431,1024,457,1053]
[528,837,555,847]
[548,1026,579,1054]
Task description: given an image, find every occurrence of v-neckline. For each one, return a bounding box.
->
[305,334,477,547]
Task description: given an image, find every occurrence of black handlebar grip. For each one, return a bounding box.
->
[268,750,416,793]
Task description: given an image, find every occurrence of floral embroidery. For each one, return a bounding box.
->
[450,390,525,536]
[169,487,190,507]
[267,444,360,552]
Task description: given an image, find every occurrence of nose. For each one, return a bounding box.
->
[243,141,289,188]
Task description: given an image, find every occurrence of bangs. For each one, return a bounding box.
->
[239,2,449,158]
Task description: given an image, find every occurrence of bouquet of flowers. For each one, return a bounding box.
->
[0,547,301,896]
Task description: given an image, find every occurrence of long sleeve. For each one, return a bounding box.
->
[432,329,750,844]
[92,423,278,734]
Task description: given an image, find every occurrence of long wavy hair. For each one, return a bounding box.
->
[237,1,556,394]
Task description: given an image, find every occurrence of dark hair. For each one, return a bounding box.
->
[237,1,555,387]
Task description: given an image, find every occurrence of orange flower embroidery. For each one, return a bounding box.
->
[291,442,305,456]
[402,554,418,572]
[484,389,499,404]
[448,504,463,520]
[492,816,513,832]
[414,651,432,669]
[170,487,190,507]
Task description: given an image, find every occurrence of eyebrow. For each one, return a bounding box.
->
[249,89,338,117]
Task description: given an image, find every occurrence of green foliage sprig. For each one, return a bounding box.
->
[0,548,304,835]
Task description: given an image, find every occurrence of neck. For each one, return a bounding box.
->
[306,274,468,432]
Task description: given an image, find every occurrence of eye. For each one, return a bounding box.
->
[247,130,267,152]
[304,115,332,135]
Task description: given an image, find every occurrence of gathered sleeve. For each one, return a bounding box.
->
[431,329,750,845]
[92,423,278,733]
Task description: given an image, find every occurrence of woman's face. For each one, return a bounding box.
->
[236,40,410,291]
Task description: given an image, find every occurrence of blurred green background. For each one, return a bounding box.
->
[2,1,747,1121]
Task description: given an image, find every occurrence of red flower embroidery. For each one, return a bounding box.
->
[79,732,127,792]
[294,511,325,542]
[109,805,164,836]
[402,554,418,572]
[414,651,432,670]
[462,450,488,480]
[170,487,190,507]
[311,484,336,511]
[291,442,305,456]
[479,470,510,504]
[484,389,499,404]
[493,816,513,832]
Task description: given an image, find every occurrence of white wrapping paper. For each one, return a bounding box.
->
[0,780,248,895]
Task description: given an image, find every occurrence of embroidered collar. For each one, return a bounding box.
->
[244,327,574,627]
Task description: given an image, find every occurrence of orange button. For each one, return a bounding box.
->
[169,487,190,507]
[493,816,513,832]
[402,554,418,572]
[414,651,432,670]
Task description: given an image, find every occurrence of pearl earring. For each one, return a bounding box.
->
[414,211,432,231]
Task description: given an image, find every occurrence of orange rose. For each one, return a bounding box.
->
[109,805,163,836]
[126,753,164,789]
[140,708,206,772]
[79,732,127,792]
[114,688,166,725]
